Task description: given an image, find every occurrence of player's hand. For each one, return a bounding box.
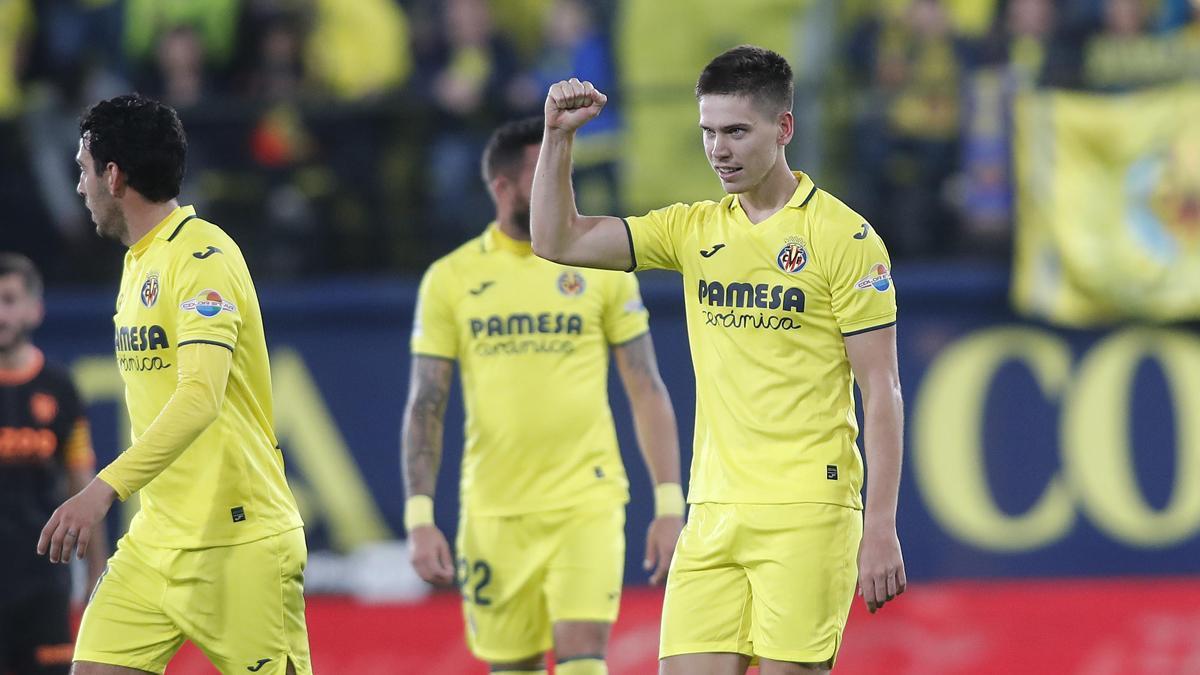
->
[545,78,607,134]
[409,525,456,586]
[643,514,683,586]
[856,523,906,614]
[37,478,115,564]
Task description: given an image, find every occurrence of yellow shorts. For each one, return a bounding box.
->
[660,503,862,665]
[455,503,626,662]
[74,528,311,674]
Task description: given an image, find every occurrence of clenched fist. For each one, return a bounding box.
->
[544,78,607,134]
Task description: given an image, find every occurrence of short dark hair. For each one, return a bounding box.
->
[80,94,188,203]
[481,116,544,185]
[695,45,794,116]
[0,253,43,298]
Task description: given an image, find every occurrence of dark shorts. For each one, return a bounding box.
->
[0,585,72,675]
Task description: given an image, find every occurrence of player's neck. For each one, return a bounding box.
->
[0,341,35,372]
[122,198,181,247]
[739,162,799,224]
[497,217,531,242]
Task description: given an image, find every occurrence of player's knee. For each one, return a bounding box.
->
[555,654,608,675]
[488,653,546,674]
[552,620,610,659]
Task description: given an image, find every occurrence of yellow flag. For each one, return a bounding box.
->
[1013,86,1200,325]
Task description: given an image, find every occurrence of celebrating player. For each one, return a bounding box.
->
[531,46,907,674]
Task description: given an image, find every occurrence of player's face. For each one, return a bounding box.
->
[506,144,541,235]
[76,139,127,243]
[0,274,41,354]
[699,94,788,194]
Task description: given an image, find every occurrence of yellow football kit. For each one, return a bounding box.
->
[76,206,309,674]
[625,172,897,663]
[412,223,648,660]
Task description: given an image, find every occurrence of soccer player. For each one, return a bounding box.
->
[403,116,685,675]
[530,46,907,674]
[0,253,107,675]
[36,94,310,675]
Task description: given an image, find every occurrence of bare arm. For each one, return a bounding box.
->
[613,333,681,487]
[401,355,456,585]
[844,325,906,613]
[613,332,684,585]
[530,78,634,271]
[401,355,454,498]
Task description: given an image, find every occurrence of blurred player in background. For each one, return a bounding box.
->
[0,253,106,675]
[37,94,309,675]
[403,116,684,675]
[531,46,906,674]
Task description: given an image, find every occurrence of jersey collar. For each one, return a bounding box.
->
[724,171,817,214]
[128,205,197,256]
[483,222,534,256]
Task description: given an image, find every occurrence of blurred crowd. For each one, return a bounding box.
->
[1,0,1197,283]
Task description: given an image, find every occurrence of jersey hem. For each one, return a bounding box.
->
[686,496,863,510]
[124,521,304,551]
[462,491,628,518]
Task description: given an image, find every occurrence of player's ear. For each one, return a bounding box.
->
[29,295,45,329]
[104,161,126,197]
[777,110,794,146]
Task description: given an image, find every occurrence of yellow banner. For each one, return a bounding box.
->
[1013,86,1200,326]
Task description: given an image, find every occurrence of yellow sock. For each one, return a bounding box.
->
[489,669,547,675]
[556,657,607,675]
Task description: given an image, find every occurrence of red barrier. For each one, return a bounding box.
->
[161,578,1200,674]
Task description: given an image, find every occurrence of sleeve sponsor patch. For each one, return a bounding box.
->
[854,263,892,292]
[180,289,237,317]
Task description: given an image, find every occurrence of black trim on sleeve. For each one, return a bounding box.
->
[798,185,818,208]
[411,352,457,363]
[610,329,650,348]
[842,320,896,338]
[177,339,234,352]
[166,215,199,242]
[620,218,638,273]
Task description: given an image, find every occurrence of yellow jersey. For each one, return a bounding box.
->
[105,205,302,548]
[625,172,896,508]
[412,223,649,516]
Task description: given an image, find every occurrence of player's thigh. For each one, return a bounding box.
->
[5,586,73,675]
[164,528,311,675]
[75,537,184,674]
[659,652,751,675]
[545,504,625,626]
[659,503,753,660]
[71,663,158,674]
[456,511,555,663]
[758,656,830,674]
[742,504,861,665]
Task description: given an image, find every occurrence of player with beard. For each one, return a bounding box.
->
[0,253,106,675]
[403,116,684,675]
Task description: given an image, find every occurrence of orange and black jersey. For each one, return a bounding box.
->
[0,348,94,593]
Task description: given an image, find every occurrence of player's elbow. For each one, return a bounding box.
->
[531,234,566,264]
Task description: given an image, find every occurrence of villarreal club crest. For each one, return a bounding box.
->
[777,237,808,274]
[557,270,586,296]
